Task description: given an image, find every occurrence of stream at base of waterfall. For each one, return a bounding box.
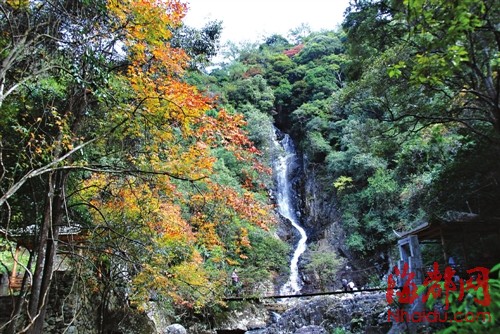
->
[273,130,308,296]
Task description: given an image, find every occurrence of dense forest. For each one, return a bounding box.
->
[1,0,499,333]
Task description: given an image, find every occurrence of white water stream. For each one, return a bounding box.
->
[273,132,308,295]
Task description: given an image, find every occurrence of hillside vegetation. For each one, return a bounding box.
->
[201,0,499,259]
[1,0,499,332]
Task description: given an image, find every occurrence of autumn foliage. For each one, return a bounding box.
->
[79,0,276,311]
[0,0,276,328]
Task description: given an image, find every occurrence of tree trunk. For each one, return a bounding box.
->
[22,170,68,334]
[5,252,34,334]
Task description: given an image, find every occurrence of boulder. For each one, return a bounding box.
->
[164,323,187,334]
[293,325,328,334]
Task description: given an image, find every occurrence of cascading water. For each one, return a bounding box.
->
[273,131,308,295]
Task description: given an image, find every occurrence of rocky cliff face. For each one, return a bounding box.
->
[292,153,390,291]
[298,160,343,244]
[291,157,365,292]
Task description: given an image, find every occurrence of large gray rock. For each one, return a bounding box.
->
[164,323,187,334]
[293,325,327,334]
[215,302,270,332]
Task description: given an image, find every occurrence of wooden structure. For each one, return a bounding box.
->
[0,224,86,295]
[391,213,500,334]
[394,212,500,272]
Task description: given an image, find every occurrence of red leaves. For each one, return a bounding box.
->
[283,44,305,57]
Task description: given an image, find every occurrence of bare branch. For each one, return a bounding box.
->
[0,138,96,207]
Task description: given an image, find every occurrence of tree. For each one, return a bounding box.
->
[1,1,118,331]
[171,20,223,69]
[357,0,500,139]
[342,0,405,80]
[1,0,274,332]
[338,0,500,232]
[304,244,342,291]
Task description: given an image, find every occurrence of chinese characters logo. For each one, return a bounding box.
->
[386,261,490,309]
[386,262,491,323]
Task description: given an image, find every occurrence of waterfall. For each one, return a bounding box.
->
[273,130,308,295]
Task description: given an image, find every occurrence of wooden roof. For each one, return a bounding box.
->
[394,212,500,241]
[0,225,86,250]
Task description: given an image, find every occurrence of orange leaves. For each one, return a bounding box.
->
[236,227,251,259]
[189,180,275,239]
[107,0,265,184]
[82,173,222,309]
[109,0,191,81]
[191,215,222,249]
[82,174,194,245]
[131,253,217,311]
[107,0,220,182]
[110,0,202,138]
[85,0,275,311]
[154,202,195,243]
[186,180,277,269]
[200,109,251,149]
[198,109,271,183]
[108,0,187,45]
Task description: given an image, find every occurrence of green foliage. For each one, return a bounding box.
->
[421,263,500,333]
[346,234,366,254]
[424,138,500,218]
[342,0,406,80]
[0,1,285,330]
[333,176,353,192]
[171,20,223,69]
[331,328,352,334]
[237,228,290,292]
[187,8,500,327]
[304,244,342,291]
[305,131,332,162]
[403,0,487,81]
[0,240,18,274]
[261,34,292,52]
[225,75,275,113]
[295,32,344,64]
[273,80,293,106]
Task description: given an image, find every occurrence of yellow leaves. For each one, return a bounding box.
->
[108,0,190,78]
[188,180,276,268]
[92,0,273,311]
[5,0,29,10]
[107,1,209,141]
[106,0,261,182]
[82,173,196,250]
[235,227,251,260]
[192,216,222,249]
[108,0,186,45]
[333,175,354,192]
[82,172,225,309]
[19,106,77,161]
[238,227,251,248]
[226,258,239,266]
[130,253,215,311]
